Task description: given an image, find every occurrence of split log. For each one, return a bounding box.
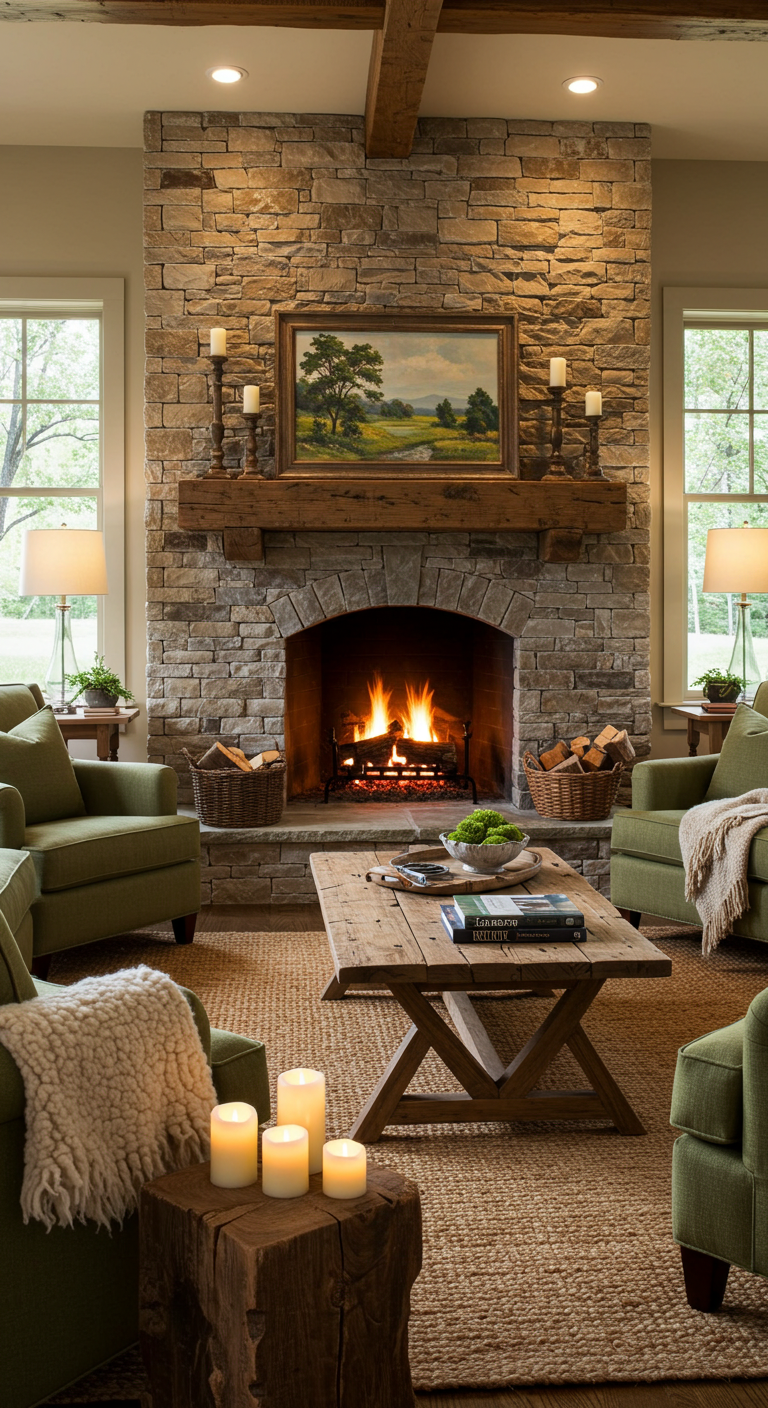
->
[550,752,584,774]
[569,735,591,758]
[582,745,612,772]
[396,739,458,771]
[605,730,636,763]
[593,724,620,751]
[539,741,570,771]
[343,730,406,767]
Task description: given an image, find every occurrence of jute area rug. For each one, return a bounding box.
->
[44,925,768,1398]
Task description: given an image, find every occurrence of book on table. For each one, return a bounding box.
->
[440,906,586,945]
[451,892,585,930]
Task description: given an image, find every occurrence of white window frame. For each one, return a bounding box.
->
[0,277,125,682]
[662,286,768,709]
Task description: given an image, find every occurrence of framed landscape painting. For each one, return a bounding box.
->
[275,311,518,476]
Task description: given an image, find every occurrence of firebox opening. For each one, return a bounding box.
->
[284,606,515,803]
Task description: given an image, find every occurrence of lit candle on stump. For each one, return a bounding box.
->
[261,1125,309,1198]
[277,1069,326,1174]
[210,1102,259,1188]
[322,1139,367,1199]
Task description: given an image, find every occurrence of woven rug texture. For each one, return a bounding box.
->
[43,924,768,1398]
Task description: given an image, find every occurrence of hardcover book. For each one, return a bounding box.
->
[451,892,585,930]
[440,906,586,945]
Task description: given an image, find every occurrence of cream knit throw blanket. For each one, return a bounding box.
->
[0,965,217,1231]
[679,789,768,957]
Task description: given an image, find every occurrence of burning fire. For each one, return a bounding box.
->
[354,675,439,745]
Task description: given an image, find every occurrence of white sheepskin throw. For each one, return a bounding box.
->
[679,788,768,956]
[0,964,217,1231]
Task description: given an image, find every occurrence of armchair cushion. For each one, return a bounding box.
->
[0,684,44,733]
[670,1019,745,1146]
[24,814,200,894]
[73,759,178,818]
[705,703,768,802]
[0,706,84,826]
[611,808,768,884]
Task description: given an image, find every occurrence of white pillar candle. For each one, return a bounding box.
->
[210,1102,259,1188]
[585,390,603,417]
[277,1068,326,1174]
[243,384,260,415]
[322,1139,367,1200]
[549,357,567,387]
[210,327,227,357]
[261,1124,310,1198]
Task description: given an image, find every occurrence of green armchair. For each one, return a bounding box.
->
[0,891,270,1408]
[610,681,768,939]
[0,684,200,967]
[670,987,768,1310]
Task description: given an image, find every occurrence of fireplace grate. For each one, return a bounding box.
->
[324,721,477,804]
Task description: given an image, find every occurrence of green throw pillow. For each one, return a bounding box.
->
[0,705,85,826]
[705,703,768,802]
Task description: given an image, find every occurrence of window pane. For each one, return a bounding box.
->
[755,414,768,492]
[26,319,100,403]
[0,319,22,400]
[0,496,98,688]
[684,328,749,410]
[687,500,768,689]
[2,403,100,490]
[684,411,749,493]
[754,330,768,410]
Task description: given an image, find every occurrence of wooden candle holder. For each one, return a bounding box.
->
[586,414,608,480]
[541,385,574,482]
[207,354,228,479]
[242,411,262,478]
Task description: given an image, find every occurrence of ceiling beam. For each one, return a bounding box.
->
[365,0,443,159]
[4,0,768,39]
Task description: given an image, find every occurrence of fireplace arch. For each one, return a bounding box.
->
[284,605,516,802]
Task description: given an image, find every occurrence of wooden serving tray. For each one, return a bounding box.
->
[366,845,543,895]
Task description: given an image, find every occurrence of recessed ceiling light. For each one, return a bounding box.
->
[207,66,248,85]
[564,76,602,95]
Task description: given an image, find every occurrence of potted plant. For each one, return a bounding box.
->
[65,654,136,708]
[691,667,745,704]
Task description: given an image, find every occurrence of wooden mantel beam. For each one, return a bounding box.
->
[4,0,768,40]
[365,0,443,160]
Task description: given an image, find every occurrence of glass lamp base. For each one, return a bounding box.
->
[44,601,79,710]
[728,601,762,698]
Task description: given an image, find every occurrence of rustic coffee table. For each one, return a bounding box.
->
[310,846,671,1142]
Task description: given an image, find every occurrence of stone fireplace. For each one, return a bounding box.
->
[143,109,652,902]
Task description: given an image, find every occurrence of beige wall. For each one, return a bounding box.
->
[0,146,146,760]
[650,159,768,759]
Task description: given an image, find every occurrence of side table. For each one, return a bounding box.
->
[56,707,140,762]
[670,705,734,757]
[140,1161,422,1408]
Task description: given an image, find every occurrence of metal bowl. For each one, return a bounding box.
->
[439,830,531,875]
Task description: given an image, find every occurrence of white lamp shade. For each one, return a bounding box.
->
[702,527,768,594]
[19,529,109,597]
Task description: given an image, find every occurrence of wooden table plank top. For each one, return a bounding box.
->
[310,846,671,984]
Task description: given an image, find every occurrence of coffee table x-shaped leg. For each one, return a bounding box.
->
[348,979,645,1143]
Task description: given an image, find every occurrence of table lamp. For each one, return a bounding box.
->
[19,526,109,713]
[702,521,768,699]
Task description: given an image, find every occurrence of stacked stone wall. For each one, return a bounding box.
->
[143,111,651,830]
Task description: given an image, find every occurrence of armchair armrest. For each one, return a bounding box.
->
[0,783,25,850]
[743,988,768,1179]
[73,760,178,817]
[631,755,718,812]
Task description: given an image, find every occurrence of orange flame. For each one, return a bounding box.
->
[354,673,392,741]
[355,674,439,750]
[403,681,438,742]
[389,741,407,765]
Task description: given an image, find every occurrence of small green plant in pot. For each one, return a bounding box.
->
[691,667,746,704]
[65,654,135,708]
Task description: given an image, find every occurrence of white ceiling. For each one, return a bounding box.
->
[1,23,768,159]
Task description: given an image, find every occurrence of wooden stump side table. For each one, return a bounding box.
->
[56,707,140,761]
[139,1161,421,1408]
[670,705,734,757]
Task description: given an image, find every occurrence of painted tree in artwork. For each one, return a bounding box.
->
[299,334,384,434]
[463,386,498,436]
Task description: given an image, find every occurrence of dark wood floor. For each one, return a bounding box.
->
[199,905,768,1408]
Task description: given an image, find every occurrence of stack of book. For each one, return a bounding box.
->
[77,706,125,718]
[701,700,739,715]
[441,892,586,945]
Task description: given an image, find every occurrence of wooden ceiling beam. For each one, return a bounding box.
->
[365,0,443,159]
[4,0,768,39]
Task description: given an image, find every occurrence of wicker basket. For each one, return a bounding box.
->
[183,750,285,828]
[523,751,622,821]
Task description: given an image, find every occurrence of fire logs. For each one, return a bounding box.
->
[342,730,458,773]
